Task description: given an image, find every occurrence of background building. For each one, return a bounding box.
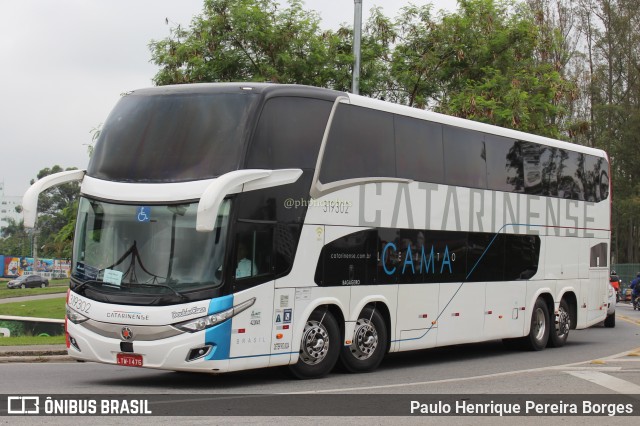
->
[0,181,22,232]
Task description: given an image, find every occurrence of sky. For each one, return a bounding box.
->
[0,0,457,197]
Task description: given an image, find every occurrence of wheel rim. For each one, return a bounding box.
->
[350,318,378,360]
[299,320,330,366]
[533,307,546,341]
[556,306,570,337]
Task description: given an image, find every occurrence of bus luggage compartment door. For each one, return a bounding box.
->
[269,288,295,366]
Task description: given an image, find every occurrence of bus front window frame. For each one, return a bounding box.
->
[71,197,233,304]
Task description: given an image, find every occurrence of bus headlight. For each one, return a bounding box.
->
[66,306,89,324]
[174,298,256,333]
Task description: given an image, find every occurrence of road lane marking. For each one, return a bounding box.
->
[566,370,640,394]
[286,348,640,394]
[558,367,621,371]
[619,314,640,325]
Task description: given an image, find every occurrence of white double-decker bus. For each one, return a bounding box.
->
[23,83,612,379]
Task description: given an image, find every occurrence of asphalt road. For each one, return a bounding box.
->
[0,302,639,425]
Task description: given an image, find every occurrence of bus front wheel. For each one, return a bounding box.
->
[288,308,340,379]
[339,306,388,373]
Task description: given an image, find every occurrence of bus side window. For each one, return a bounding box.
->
[558,151,585,200]
[247,97,333,170]
[443,125,488,189]
[394,115,444,184]
[484,135,522,193]
[233,224,274,287]
[320,104,395,183]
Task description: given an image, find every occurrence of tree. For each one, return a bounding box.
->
[149,0,399,97]
[0,218,30,257]
[573,0,640,262]
[389,0,574,137]
[30,166,80,259]
[150,0,344,87]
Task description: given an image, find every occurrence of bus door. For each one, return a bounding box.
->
[586,241,608,324]
[271,224,329,366]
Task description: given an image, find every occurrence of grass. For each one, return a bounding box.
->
[0,335,65,346]
[0,279,69,346]
[0,278,68,300]
[0,298,66,319]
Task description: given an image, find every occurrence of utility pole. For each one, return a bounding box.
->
[31,228,38,275]
[32,232,37,259]
[352,0,362,95]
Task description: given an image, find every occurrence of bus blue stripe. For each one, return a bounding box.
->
[205,295,234,361]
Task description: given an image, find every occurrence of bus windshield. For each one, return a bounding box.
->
[71,197,231,297]
[88,91,259,183]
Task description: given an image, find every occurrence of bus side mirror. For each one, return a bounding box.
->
[196,169,303,232]
[22,169,86,228]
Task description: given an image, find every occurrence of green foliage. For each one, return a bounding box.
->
[390,0,572,137]
[571,0,640,262]
[149,0,398,96]
[150,0,573,137]
[86,124,101,158]
[0,335,65,346]
[0,218,30,257]
[53,199,79,259]
[0,298,66,319]
[31,166,80,259]
[1,166,79,259]
[0,320,25,337]
[150,0,343,87]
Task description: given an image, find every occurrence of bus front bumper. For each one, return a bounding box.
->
[66,321,232,373]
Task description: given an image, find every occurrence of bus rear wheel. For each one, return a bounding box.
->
[339,306,388,373]
[288,308,340,380]
[548,299,570,348]
[604,311,615,328]
[525,298,550,351]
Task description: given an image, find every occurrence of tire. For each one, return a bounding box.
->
[40,283,46,288]
[548,299,570,348]
[523,298,550,351]
[604,311,615,328]
[288,308,340,380]
[20,284,25,289]
[339,306,388,373]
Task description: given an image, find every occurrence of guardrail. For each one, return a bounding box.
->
[0,315,64,337]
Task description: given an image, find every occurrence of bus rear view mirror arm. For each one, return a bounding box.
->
[22,169,86,229]
[196,169,303,232]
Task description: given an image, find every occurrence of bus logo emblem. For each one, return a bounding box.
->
[121,327,134,340]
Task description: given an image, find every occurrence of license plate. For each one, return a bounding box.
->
[117,353,143,367]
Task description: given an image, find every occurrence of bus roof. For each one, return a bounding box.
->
[129,82,344,103]
[128,82,606,160]
[347,93,607,159]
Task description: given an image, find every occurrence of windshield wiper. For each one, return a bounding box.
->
[72,279,188,301]
[70,279,104,295]
[129,282,188,301]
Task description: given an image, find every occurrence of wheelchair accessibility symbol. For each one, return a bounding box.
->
[137,206,151,222]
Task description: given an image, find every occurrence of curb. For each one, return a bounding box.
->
[0,354,73,363]
[0,345,71,363]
